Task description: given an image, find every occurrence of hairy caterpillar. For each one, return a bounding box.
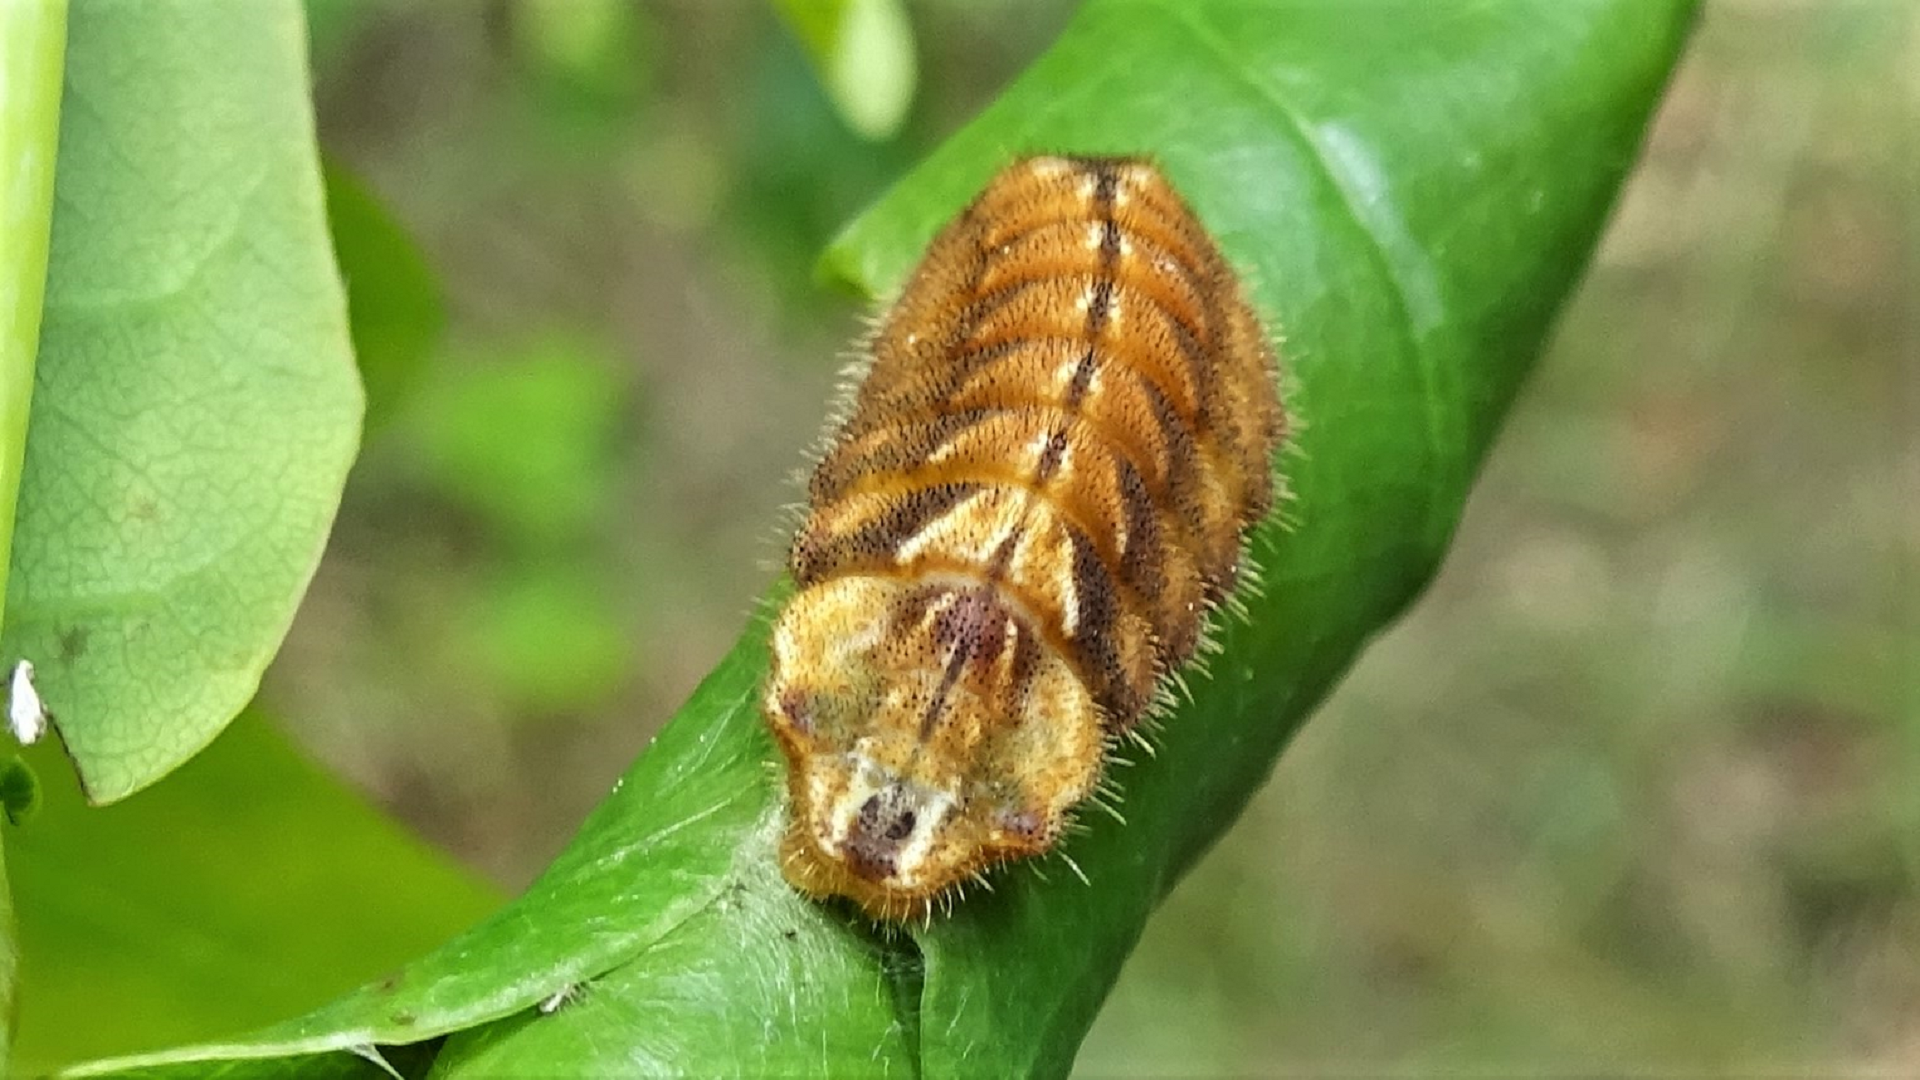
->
[764,155,1284,920]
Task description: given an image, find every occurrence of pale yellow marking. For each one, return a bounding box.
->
[807,766,839,833]
[1051,355,1080,397]
[893,491,1022,568]
[1052,443,1075,481]
[1052,561,1082,636]
[1113,163,1155,209]
[1029,157,1074,180]
[914,592,951,637]
[995,622,1021,683]
[825,752,886,849]
[1023,429,1055,471]
[892,787,957,884]
[1003,527,1080,636]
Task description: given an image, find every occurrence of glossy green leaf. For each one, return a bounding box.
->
[62,0,1697,1076]
[427,837,915,1078]
[65,631,790,1079]
[0,0,362,803]
[6,710,499,1075]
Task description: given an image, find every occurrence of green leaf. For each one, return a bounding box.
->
[1,0,363,803]
[0,0,65,649]
[425,840,915,1077]
[0,0,70,1059]
[63,631,794,1079]
[6,710,499,1075]
[60,0,1697,1076]
[323,163,442,436]
[774,0,918,140]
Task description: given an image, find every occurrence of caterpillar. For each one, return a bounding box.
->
[763,155,1284,920]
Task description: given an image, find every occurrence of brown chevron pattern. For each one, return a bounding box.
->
[763,156,1285,920]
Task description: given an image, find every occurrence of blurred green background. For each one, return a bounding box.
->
[159,0,1916,1073]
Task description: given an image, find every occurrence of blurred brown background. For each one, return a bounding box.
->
[283,1,1915,1073]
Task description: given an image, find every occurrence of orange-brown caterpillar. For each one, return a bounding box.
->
[764,155,1284,920]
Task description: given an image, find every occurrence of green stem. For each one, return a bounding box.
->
[0,0,67,644]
